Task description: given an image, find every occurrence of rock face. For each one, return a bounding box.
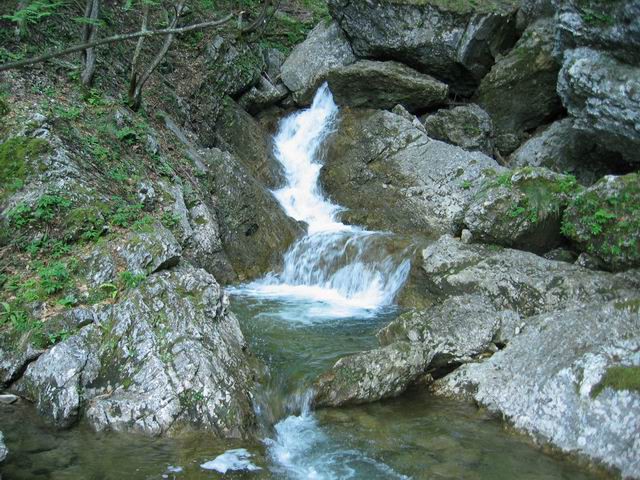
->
[321,109,503,235]
[202,148,303,281]
[463,167,578,253]
[423,104,494,155]
[475,19,562,153]
[557,48,640,165]
[280,21,356,104]
[561,173,640,271]
[325,60,448,112]
[15,267,258,437]
[509,118,621,185]
[328,0,519,95]
[433,300,640,480]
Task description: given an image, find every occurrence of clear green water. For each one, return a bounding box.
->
[0,296,609,479]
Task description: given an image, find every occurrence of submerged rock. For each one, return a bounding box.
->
[557,48,640,165]
[328,0,519,95]
[433,299,640,479]
[321,108,502,235]
[423,104,494,155]
[280,21,356,104]
[561,173,640,271]
[463,167,579,253]
[475,19,562,153]
[0,431,7,462]
[15,267,258,437]
[325,60,448,112]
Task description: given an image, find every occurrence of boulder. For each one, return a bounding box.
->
[82,222,181,289]
[280,21,356,104]
[16,267,258,437]
[561,173,640,271]
[238,76,288,115]
[423,104,494,155]
[509,118,624,185]
[463,167,579,253]
[555,0,640,66]
[416,235,640,317]
[321,108,503,235]
[328,0,519,95]
[202,148,303,281]
[475,19,562,153]
[325,60,448,112]
[0,431,7,463]
[433,299,640,480]
[557,48,640,165]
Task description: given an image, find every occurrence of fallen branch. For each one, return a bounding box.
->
[0,12,235,73]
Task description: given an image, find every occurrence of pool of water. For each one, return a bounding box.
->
[0,296,608,480]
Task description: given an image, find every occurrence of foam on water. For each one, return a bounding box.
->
[200,448,261,473]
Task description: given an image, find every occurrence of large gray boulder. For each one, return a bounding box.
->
[325,60,448,112]
[557,48,640,165]
[328,0,519,95]
[433,299,640,479]
[555,0,640,66]
[509,118,619,185]
[561,173,640,272]
[321,109,503,235]
[423,104,494,155]
[15,267,258,437]
[463,167,579,253]
[475,19,562,153]
[280,21,356,104]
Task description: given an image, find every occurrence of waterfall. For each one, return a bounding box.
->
[234,83,411,318]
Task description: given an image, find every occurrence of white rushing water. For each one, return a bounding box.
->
[234,83,411,319]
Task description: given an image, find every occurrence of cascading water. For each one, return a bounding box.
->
[227,84,413,479]
[235,83,411,319]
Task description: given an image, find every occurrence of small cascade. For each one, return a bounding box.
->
[235,83,411,318]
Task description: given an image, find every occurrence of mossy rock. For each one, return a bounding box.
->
[561,173,640,271]
[0,137,49,201]
[464,167,582,253]
[592,365,640,398]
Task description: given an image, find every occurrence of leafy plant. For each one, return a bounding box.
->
[1,0,65,27]
[119,271,146,289]
[38,261,70,295]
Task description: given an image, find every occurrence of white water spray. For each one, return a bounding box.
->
[235,83,411,317]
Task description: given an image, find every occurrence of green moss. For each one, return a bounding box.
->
[592,365,640,397]
[388,0,517,14]
[0,136,49,200]
[561,173,640,270]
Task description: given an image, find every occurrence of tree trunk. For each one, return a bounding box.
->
[80,0,100,87]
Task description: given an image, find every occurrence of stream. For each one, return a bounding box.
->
[0,86,607,479]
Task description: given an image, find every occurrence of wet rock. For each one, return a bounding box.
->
[280,21,355,104]
[82,223,181,288]
[475,19,562,153]
[16,267,258,437]
[202,148,303,281]
[213,99,284,188]
[557,48,640,165]
[314,342,431,407]
[192,35,264,145]
[561,173,640,271]
[424,104,494,155]
[433,299,640,479]
[0,394,19,404]
[328,0,519,95]
[0,343,44,389]
[325,60,448,112]
[0,431,7,462]
[555,0,640,66]
[509,118,621,185]
[263,48,285,81]
[321,109,503,235]
[463,167,578,253]
[416,234,640,316]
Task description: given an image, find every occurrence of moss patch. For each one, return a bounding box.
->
[592,365,640,397]
[0,136,49,200]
